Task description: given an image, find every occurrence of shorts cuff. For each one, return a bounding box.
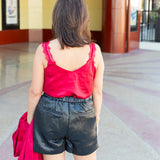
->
[67,144,99,156]
[33,145,65,155]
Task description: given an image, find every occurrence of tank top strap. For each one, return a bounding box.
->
[89,43,96,60]
[42,42,54,63]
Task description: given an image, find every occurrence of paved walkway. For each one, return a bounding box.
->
[0,43,160,160]
[140,42,160,51]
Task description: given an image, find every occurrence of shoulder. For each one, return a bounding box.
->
[32,43,49,69]
[35,42,50,57]
[93,43,104,67]
[95,43,101,52]
[33,43,47,63]
[94,43,102,59]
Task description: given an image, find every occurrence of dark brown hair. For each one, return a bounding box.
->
[52,0,92,49]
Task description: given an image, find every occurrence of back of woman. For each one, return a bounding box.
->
[42,40,97,99]
[27,0,104,160]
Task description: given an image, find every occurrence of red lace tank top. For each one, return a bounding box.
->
[42,42,96,99]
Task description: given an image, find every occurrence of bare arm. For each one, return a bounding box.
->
[27,44,44,124]
[92,44,104,123]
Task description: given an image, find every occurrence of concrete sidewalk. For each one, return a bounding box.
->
[140,42,160,51]
[0,43,160,159]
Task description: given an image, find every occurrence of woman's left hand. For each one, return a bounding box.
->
[27,114,32,125]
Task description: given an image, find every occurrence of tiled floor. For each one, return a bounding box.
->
[0,43,160,160]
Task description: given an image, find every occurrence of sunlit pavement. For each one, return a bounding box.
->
[0,43,160,160]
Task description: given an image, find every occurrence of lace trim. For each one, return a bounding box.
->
[46,42,55,63]
[43,42,96,71]
[42,42,49,62]
[89,44,92,60]
[91,43,96,60]
[90,43,96,68]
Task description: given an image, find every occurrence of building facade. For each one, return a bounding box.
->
[0,0,143,53]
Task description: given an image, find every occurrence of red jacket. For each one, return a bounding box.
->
[12,112,43,160]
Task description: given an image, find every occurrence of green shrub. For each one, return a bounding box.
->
[150,8,160,22]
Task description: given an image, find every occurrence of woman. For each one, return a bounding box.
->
[27,0,104,160]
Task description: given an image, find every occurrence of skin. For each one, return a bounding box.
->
[27,39,104,160]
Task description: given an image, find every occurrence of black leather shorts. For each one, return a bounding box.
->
[33,93,98,156]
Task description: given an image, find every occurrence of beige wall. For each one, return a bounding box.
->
[0,0,2,31]
[0,0,102,31]
[42,0,102,31]
[20,0,29,29]
[85,0,102,31]
[43,0,56,29]
[28,0,43,29]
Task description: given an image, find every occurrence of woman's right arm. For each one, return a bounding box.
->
[92,44,104,124]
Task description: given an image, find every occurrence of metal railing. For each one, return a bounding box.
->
[140,10,160,42]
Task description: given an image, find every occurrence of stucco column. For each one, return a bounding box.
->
[28,0,43,42]
[102,0,127,53]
